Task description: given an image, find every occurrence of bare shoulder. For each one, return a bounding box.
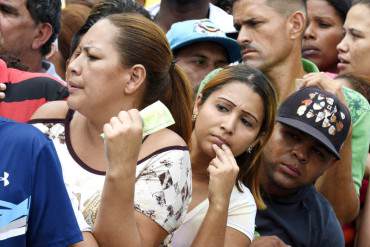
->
[31,100,69,120]
[139,128,187,159]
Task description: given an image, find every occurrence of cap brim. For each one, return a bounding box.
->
[277,117,341,159]
[171,36,241,63]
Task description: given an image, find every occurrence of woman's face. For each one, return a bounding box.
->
[303,0,344,72]
[337,4,370,81]
[66,19,131,114]
[193,81,264,159]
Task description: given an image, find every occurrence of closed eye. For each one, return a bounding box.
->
[285,130,300,141]
[0,4,18,16]
[318,21,331,29]
[87,54,99,61]
[245,19,263,28]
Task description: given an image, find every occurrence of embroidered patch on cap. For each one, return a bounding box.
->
[296,92,345,136]
[193,19,223,36]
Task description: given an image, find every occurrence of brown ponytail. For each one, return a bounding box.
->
[106,13,193,144]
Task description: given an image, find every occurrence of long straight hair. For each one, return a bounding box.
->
[198,64,278,209]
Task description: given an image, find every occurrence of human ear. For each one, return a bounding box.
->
[252,131,268,149]
[32,23,53,51]
[287,11,306,39]
[192,93,203,117]
[124,64,146,95]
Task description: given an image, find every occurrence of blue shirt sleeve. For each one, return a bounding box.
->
[27,140,83,247]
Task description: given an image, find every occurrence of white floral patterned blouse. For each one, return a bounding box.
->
[30,110,192,240]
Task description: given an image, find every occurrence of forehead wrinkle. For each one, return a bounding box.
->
[216,94,260,123]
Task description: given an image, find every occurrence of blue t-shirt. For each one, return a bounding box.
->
[0,118,82,246]
[256,185,344,247]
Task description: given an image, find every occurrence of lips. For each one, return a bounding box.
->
[337,55,350,71]
[210,134,229,148]
[302,46,320,57]
[338,55,350,64]
[279,163,301,177]
[67,80,83,89]
[241,48,258,58]
[67,80,84,93]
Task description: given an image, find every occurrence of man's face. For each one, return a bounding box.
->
[262,123,335,191]
[233,0,293,71]
[175,41,228,89]
[0,0,38,59]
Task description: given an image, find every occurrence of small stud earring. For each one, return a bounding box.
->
[247,146,254,153]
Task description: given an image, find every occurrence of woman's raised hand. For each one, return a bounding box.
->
[207,144,239,208]
[103,109,143,173]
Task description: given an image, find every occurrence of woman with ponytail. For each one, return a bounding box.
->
[30,13,193,246]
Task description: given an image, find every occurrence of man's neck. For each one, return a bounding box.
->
[260,169,299,198]
[155,0,210,32]
[21,53,43,73]
[264,50,306,103]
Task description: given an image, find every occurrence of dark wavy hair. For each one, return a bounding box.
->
[324,0,352,22]
[26,0,61,56]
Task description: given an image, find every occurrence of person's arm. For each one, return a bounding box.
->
[250,236,290,247]
[29,138,83,246]
[315,128,359,224]
[301,73,359,224]
[93,110,191,246]
[191,144,251,247]
[94,109,157,247]
[355,181,370,247]
[71,232,99,247]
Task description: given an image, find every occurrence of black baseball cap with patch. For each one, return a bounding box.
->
[277,87,351,159]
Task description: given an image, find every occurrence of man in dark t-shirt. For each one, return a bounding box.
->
[253,87,350,246]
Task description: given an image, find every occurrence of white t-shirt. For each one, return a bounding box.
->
[163,184,256,246]
[31,112,192,237]
[148,3,236,33]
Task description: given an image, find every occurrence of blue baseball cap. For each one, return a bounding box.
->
[167,19,241,63]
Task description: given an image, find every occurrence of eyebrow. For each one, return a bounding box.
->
[190,54,228,63]
[82,44,102,53]
[190,54,208,59]
[348,27,363,35]
[241,17,263,25]
[218,97,259,123]
[313,16,335,22]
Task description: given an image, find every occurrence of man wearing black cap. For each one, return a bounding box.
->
[232,0,370,226]
[253,87,349,247]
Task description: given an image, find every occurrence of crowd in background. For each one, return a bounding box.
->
[0,0,369,246]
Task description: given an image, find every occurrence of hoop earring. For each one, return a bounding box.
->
[247,146,254,153]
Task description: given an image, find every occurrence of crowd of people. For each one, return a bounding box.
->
[0,0,369,246]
